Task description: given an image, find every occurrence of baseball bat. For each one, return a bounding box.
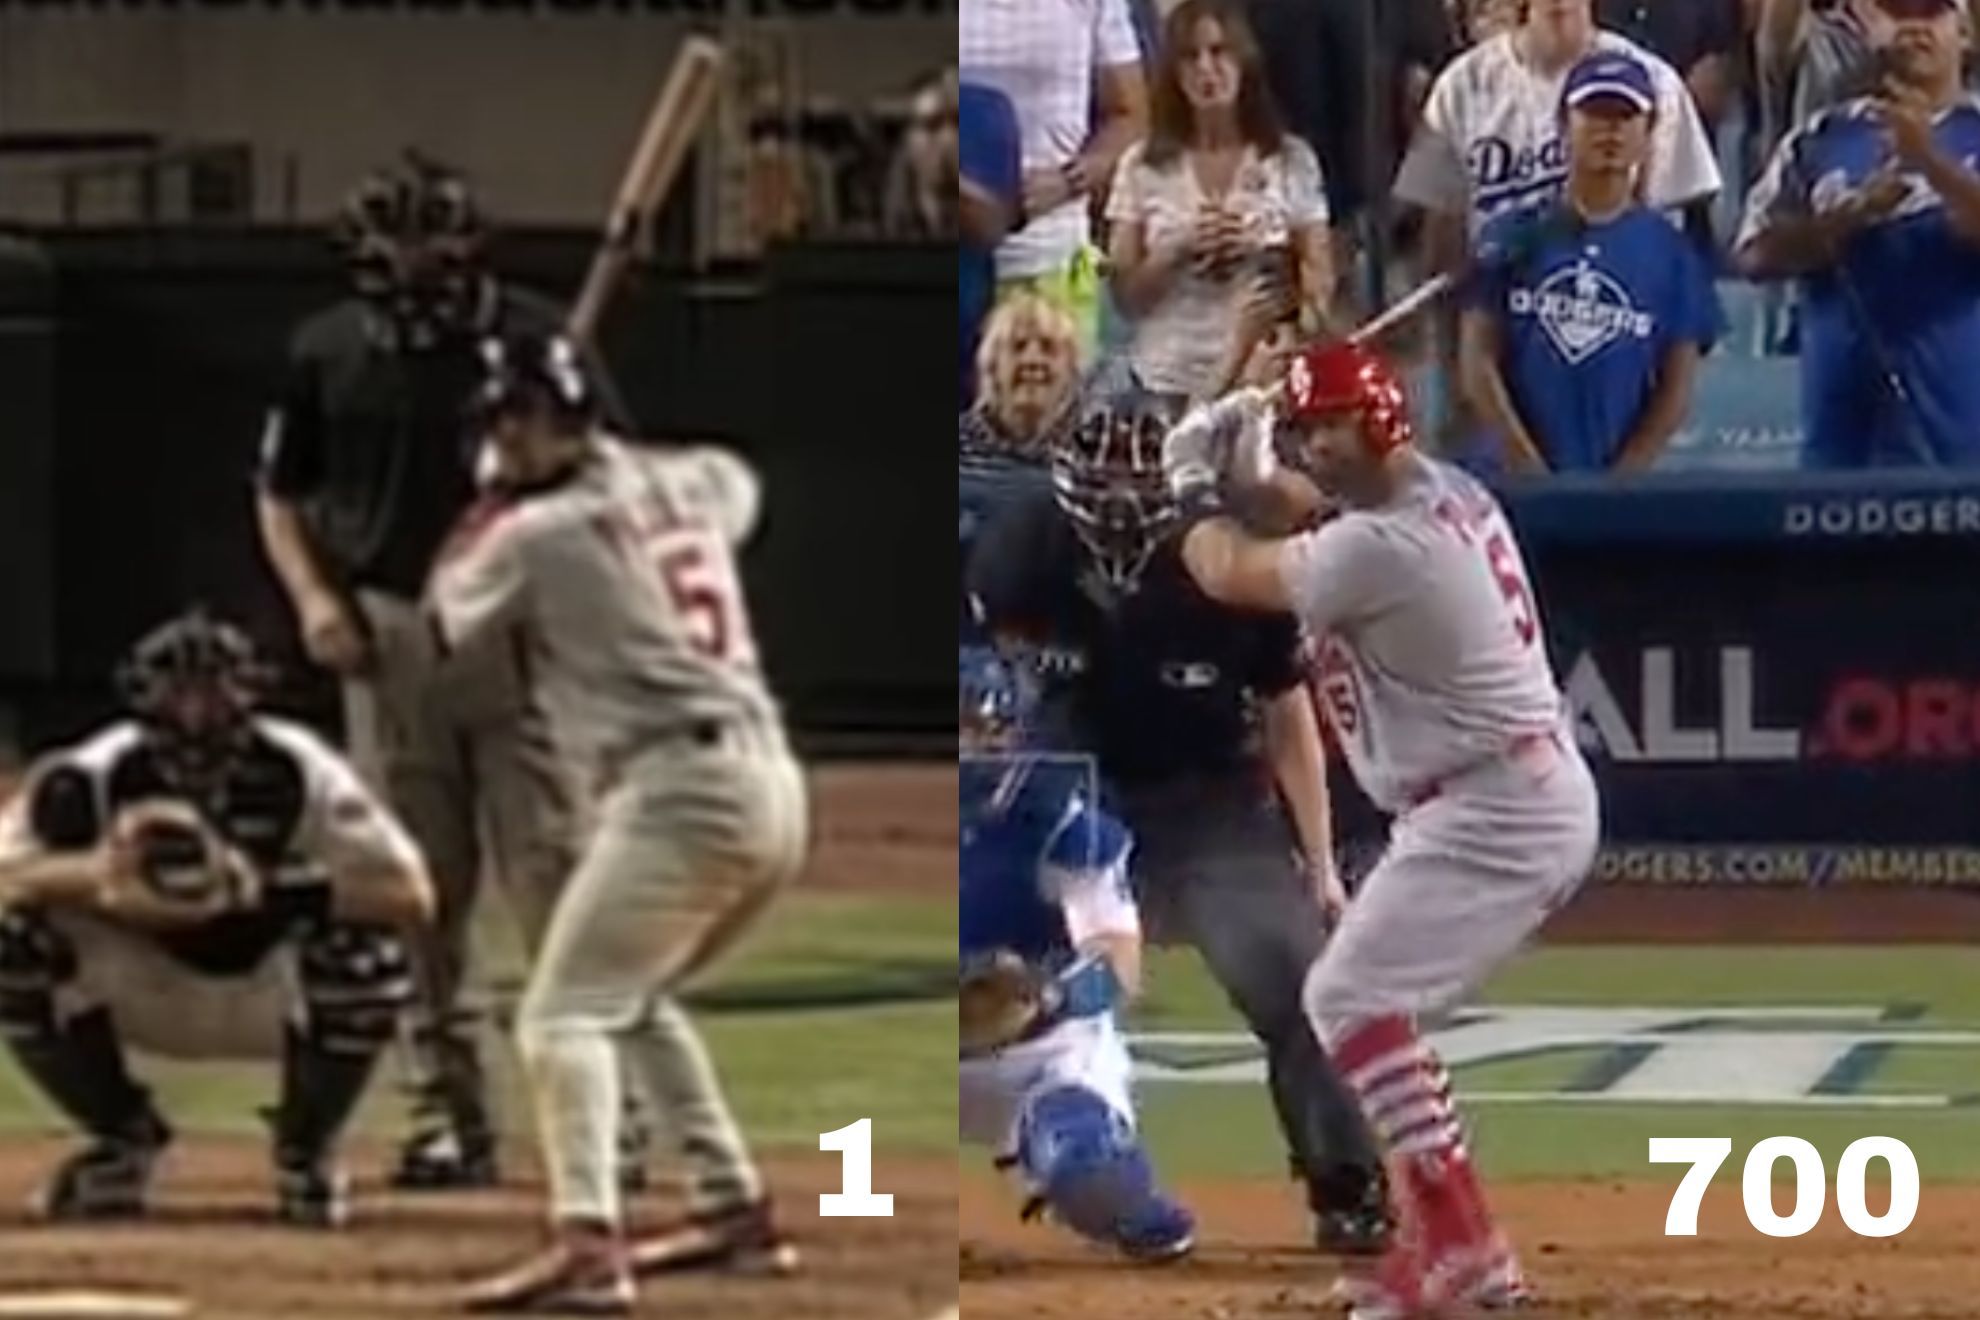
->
[1346,271,1457,347]
[1237,272,1459,409]
[566,35,726,351]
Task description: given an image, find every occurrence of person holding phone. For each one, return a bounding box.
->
[1106,0,1335,399]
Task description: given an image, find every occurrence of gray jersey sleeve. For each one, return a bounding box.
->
[1278,515,1400,634]
[691,447,763,547]
[428,509,533,655]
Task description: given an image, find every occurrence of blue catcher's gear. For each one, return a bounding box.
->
[959,647,1023,752]
[1050,952,1123,1020]
[959,752,1127,970]
[1016,1085,1194,1262]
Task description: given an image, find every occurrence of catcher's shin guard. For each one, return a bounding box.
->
[393,1007,499,1189]
[271,923,412,1219]
[0,913,171,1218]
[1017,1085,1195,1262]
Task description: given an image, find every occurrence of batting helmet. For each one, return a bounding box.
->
[335,154,486,345]
[469,331,596,433]
[1052,368,1186,594]
[116,609,269,791]
[1283,341,1414,456]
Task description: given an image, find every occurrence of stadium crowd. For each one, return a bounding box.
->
[959,0,1980,472]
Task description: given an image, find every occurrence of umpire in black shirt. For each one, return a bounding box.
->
[967,368,1391,1251]
[255,158,588,1191]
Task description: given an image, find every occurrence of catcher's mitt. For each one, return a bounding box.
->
[959,949,1048,1055]
[107,799,255,917]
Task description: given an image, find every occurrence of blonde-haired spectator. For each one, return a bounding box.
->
[961,292,1084,468]
[1106,0,1335,398]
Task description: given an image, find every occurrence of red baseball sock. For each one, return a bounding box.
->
[1330,1015,1496,1258]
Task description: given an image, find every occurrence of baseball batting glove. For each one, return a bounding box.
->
[1162,389,1277,515]
[101,799,260,929]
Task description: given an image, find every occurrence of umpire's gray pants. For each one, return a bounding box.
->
[1119,771,1382,1202]
[342,591,579,1107]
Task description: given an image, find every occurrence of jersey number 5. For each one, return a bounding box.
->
[1483,531,1538,649]
[657,542,732,660]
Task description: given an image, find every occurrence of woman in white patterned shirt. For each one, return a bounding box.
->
[1105,0,1336,400]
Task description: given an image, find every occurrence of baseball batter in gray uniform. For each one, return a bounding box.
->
[429,334,806,1316]
[1166,340,1599,1318]
[255,160,616,1189]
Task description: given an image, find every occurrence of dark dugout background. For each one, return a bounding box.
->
[0,234,953,752]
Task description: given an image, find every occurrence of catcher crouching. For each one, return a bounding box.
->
[958,651,1193,1263]
[0,610,434,1226]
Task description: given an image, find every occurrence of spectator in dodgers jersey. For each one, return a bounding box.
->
[1460,53,1722,473]
[1394,0,1721,246]
[1738,0,1980,466]
[961,79,1024,406]
[1106,0,1336,399]
[960,0,1149,347]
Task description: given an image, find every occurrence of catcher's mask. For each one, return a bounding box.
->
[1052,374,1185,595]
[116,609,268,792]
[335,154,486,349]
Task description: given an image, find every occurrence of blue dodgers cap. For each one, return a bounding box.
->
[1562,52,1655,116]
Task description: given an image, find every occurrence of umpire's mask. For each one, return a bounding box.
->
[1051,373,1184,597]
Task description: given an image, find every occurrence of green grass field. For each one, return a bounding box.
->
[0,891,958,1155]
[1135,943,1980,1183]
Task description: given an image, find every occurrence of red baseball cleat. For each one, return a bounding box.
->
[1333,1231,1431,1320]
[628,1198,801,1278]
[460,1226,634,1316]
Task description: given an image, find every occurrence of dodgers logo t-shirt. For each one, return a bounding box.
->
[1471,206,1721,470]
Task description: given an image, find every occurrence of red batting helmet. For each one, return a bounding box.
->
[1283,341,1413,455]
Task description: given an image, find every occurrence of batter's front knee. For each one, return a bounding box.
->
[1302,944,1386,1053]
[298,924,416,1056]
[510,970,614,1070]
